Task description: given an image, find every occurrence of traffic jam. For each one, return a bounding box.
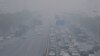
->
[46,26,96,56]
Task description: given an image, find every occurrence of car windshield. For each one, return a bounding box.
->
[0,0,100,56]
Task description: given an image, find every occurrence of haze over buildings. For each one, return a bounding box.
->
[0,0,100,16]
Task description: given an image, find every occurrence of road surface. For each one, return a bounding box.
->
[0,26,48,56]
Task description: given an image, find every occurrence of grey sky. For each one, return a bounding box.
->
[0,0,100,16]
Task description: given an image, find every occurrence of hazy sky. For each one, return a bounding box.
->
[0,0,100,16]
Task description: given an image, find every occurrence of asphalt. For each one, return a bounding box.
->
[0,26,48,56]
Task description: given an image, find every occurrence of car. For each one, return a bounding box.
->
[80,51,89,56]
[71,52,80,56]
[49,33,55,37]
[48,51,56,56]
[60,50,70,56]
[50,37,55,40]
[48,48,56,56]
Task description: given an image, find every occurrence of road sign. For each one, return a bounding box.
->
[56,20,65,26]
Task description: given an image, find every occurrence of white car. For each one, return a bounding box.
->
[71,52,80,56]
[89,54,95,56]
[48,51,56,56]
[60,50,70,56]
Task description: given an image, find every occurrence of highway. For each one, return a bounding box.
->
[0,24,97,56]
[0,26,49,56]
[47,26,96,56]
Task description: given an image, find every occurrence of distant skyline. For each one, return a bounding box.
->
[0,0,100,16]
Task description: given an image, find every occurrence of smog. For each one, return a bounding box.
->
[0,0,100,56]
